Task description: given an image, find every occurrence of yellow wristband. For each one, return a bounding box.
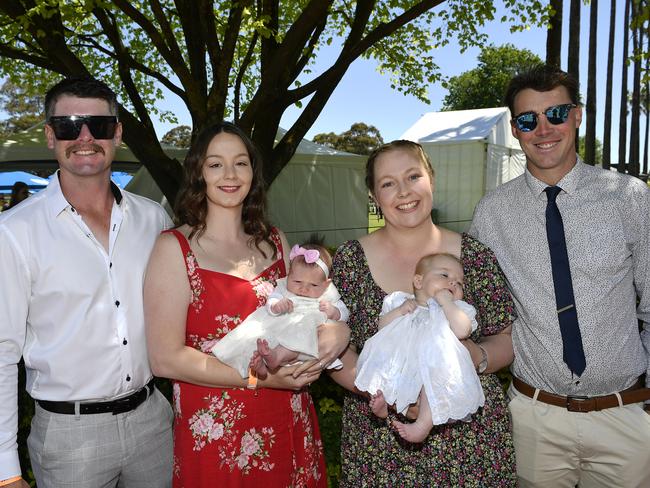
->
[247,369,258,390]
[0,476,22,486]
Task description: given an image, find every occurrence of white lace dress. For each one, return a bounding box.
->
[354,291,485,424]
[212,278,346,378]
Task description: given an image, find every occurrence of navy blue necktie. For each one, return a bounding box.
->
[544,186,586,376]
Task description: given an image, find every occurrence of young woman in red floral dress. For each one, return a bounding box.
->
[144,122,349,487]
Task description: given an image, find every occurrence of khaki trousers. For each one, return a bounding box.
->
[508,383,650,488]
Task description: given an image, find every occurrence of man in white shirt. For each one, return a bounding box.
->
[0,77,173,487]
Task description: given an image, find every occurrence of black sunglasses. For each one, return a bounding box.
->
[48,115,118,140]
[511,103,577,132]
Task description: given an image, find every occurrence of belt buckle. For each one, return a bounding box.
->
[566,395,590,412]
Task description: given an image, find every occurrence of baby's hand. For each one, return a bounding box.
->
[270,297,294,315]
[433,289,454,305]
[398,299,417,315]
[319,300,340,320]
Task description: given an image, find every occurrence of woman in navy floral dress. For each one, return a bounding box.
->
[330,140,517,486]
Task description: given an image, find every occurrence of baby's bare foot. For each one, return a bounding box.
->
[369,390,388,419]
[257,338,281,371]
[249,350,268,379]
[393,420,430,443]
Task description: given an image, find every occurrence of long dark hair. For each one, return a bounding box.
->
[174,122,276,259]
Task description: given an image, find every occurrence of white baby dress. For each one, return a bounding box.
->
[354,291,485,424]
[212,277,345,378]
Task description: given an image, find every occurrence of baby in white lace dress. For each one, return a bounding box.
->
[212,243,348,378]
[355,253,485,443]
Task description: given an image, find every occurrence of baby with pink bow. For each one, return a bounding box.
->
[212,241,349,378]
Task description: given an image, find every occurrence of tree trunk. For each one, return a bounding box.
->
[602,0,617,169]
[618,0,631,173]
[628,0,641,177]
[584,0,598,165]
[568,0,582,151]
[546,0,563,67]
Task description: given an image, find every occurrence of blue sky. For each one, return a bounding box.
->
[153,0,634,162]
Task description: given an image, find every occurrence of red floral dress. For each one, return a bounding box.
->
[166,229,326,487]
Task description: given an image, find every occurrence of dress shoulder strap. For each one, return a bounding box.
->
[270,227,284,261]
[162,228,196,276]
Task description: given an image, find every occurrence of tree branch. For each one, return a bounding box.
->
[234,31,259,122]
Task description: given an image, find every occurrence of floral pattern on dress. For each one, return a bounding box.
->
[290,393,324,487]
[220,427,276,474]
[251,271,281,307]
[185,250,205,312]
[166,227,326,487]
[331,235,517,487]
[188,392,244,451]
[188,314,243,353]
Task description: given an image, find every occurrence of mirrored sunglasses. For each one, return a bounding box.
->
[511,103,577,132]
[48,115,118,140]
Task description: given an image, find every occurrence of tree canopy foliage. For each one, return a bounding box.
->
[161,125,192,148]
[313,122,384,155]
[441,43,542,111]
[0,1,550,202]
[0,80,43,136]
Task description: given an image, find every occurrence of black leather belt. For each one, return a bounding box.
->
[36,379,156,415]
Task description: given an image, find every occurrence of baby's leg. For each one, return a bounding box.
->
[369,390,389,419]
[249,342,268,378]
[393,389,433,443]
[257,339,300,371]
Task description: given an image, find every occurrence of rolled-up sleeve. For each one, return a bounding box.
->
[0,225,29,478]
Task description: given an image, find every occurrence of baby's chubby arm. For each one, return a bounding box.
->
[268,297,294,315]
[319,300,341,321]
[433,290,472,339]
[378,298,417,329]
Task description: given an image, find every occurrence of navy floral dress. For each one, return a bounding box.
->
[332,234,517,487]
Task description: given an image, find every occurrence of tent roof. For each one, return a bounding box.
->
[400,107,520,149]
[275,127,359,157]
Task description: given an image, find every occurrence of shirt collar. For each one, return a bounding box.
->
[524,155,585,199]
[47,170,124,219]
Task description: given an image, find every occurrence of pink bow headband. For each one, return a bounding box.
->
[289,244,329,278]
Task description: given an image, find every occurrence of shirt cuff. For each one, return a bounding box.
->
[0,449,21,482]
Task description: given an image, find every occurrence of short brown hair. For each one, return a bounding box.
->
[45,76,118,120]
[504,64,581,115]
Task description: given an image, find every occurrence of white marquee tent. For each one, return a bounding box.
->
[401,107,526,232]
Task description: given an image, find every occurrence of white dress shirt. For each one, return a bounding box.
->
[0,172,171,478]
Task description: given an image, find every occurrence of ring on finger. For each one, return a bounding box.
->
[319,360,325,369]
